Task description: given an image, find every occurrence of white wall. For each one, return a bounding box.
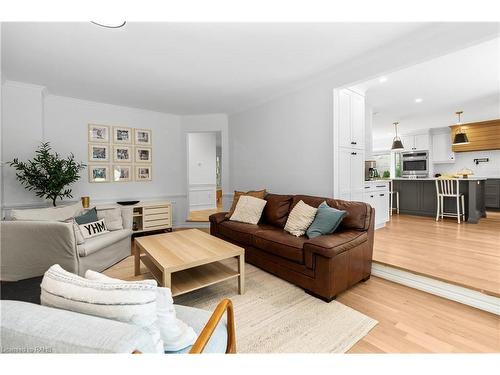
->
[1,81,229,226]
[187,132,216,211]
[229,83,333,196]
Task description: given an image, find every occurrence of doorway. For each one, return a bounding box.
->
[186,131,224,222]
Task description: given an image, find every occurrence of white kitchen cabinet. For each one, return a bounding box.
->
[432,132,455,164]
[337,89,365,150]
[337,148,365,201]
[334,88,366,202]
[401,132,430,152]
[363,181,390,229]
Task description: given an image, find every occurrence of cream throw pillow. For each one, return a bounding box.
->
[284,200,318,237]
[229,195,267,225]
[96,206,123,231]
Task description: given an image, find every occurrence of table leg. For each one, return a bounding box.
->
[238,253,245,294]
[134,241,141,276]
[162,271,171,288]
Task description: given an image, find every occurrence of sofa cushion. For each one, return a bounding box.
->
[262,194,293,228]
[225,189,267,218]
[85,270,197,352]
[229,196,267,225]
[10,202,83,222]
[284,200,317,237]
[77,228,132,256]
[78,219,109,240]
[253,229,307,264]
[306,202,347,239]
[303,230,368,258]
[74,207,98,225]
[40,264,163,353]
[291,195,371,231]
[97,206,124,231]
[218,220,274,246]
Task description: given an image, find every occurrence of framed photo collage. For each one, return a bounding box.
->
[88,124,152,183]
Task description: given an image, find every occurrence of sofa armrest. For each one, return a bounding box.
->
[303,230,368,258]
[209,212,228,224]
[0,221,78,281]
[0,300,158,353]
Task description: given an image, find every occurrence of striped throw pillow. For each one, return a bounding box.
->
[41,264,163,353]
[284,200,318,237]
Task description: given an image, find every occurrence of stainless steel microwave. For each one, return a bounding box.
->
[401,151,429,178]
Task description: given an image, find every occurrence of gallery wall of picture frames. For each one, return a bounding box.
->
[88,124,152,183]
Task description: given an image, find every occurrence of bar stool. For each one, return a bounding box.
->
[389,180,399,216]
[435,178,465,223]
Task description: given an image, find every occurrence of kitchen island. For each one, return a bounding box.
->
[391,177,487,223]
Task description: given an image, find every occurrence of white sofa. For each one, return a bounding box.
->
[0,205,133,281]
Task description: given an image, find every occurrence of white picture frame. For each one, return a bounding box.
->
[88,165,110,183]
[88,124,110,143]
[135,165,152,181]
[134,128,152,145]
[113,126,132,144]
[135,146,152,163]
[88,143,109,162]
[113,165,132,182]
[113,145,132,163]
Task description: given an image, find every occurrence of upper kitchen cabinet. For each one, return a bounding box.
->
[401,132,430,152]
[432,131,455,163]
[450,119,500,152]
[336,88,365,150]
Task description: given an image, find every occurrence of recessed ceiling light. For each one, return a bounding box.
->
[415,98,423,103]
[91,21,126,29]
[378,76,388,83]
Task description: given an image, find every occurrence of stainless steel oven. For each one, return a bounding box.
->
[402,151,429,178]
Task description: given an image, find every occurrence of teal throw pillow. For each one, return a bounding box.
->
[74,207,98,225]
[306,201,347,239]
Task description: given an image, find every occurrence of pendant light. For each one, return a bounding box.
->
[453,111,469,145]
[391,122,404,151]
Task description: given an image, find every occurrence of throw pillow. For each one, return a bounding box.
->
[229,195,267,225]
[97,207,123,231]
[284,200,317,237]
[78,219,109,239]
[10,202,83,222]
[225,189,266,218]
[85,270,197,352]
[306,201,347,239]
[74,207,98,225]
[41,264,163,353]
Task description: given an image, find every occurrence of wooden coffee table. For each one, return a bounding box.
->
[134,229,245,297]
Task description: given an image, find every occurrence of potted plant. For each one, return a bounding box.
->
[9,142,86,206]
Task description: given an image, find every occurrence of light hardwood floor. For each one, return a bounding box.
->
[373,211,500,297]
[107,254,499,353]
[187,207,224,222]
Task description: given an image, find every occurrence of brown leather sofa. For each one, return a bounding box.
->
[209,194,375,301]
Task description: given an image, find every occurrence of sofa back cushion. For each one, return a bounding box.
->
[10,202,83,222]
[291,195,371,231]
[262,194,293,228]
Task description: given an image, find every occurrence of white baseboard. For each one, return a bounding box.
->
[372,263,500,315]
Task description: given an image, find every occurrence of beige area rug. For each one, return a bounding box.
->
[175,264,377,353]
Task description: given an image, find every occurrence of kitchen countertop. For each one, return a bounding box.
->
[391,177,488,181]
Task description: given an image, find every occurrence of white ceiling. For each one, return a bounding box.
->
[355,38,500,138]
[0,22,446,114]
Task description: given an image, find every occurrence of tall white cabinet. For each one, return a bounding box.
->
[333,88,365,201]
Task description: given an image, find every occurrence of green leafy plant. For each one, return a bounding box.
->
[9,142,86,206]
[383,170,390,178]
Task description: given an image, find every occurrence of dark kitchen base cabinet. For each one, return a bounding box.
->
[485,179,500,209]
[391,179,487,223]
